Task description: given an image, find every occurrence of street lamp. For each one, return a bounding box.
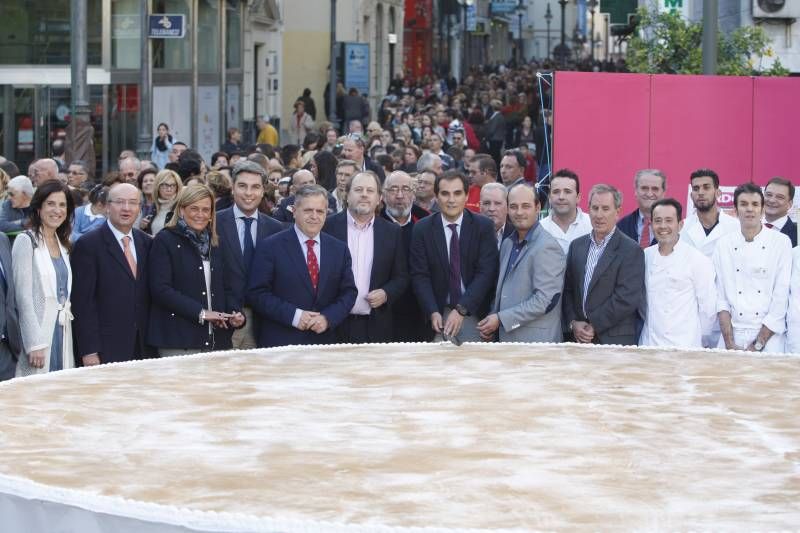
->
[545,3,553,60]
[459,0,474,79]
[553,0,569,66]
[589,0,597,62]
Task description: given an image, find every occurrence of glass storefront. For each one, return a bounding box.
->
[225,0,241,69]
[0,0,102,65]
[112,0,141,69]
[153,0,192,70]
[199,0,220,72]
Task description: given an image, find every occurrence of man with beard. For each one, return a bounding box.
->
[380,170,431,341]
[639,198,716,348]
[714,183,792,353]
[323,171,408,343]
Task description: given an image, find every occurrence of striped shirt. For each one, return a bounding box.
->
[583,228,615,315]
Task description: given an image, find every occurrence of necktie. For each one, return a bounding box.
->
[122,236,137,278]
[448,223,461,306]
[306,239,319,292]
[639,218,650,248]
[241,217,255,273]
[765,222,774,229]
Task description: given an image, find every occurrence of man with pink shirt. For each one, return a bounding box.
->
[322,171,409,343]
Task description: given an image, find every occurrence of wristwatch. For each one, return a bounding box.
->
[753,339,765,352]
[455,304,469,317]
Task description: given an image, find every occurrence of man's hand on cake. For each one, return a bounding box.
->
[29,349,45,369]
[444,309,464,338]
[430,312,443,333]
[308,314,329,333]
[477,314,500,340]
[365,289,387,308]
[82,353,101,366]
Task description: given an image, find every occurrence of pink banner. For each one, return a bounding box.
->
[553,72,800,212]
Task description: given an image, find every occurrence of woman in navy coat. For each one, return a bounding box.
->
[148,184,244,355]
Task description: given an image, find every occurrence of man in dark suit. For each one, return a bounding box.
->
[616,169,666,248]
[380,170,432,342]
[247,184,357,347]
[410,169,499,342]
[480,182,515,249]
[0,231,22,380]
[484,99,506,166]
[72,183,157,365]
[763,176,797,247]
[217,160,284,349]
[323,171,408,343]
[563,184,645,346]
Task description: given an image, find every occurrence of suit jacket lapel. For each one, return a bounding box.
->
[432,213,450,273]
[221,210,244,272]
[587,231,618,295]
[459,211,473,270]
[369,219,384,290]
[103,224,136,280]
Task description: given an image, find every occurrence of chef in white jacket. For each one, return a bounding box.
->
[679,169,740,347]
[640,198,716,348]
[785,246,800,354]
[714,183,792,354]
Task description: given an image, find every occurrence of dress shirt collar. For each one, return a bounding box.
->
[294,225,320,247]
[232,204,259,221]
[590,226,616,246]
[510,223,536,246]
[85,206,105,222]
[763,215,788,230]
[347,210,374,231]
[440,212,464,232]
[107,220,133,242]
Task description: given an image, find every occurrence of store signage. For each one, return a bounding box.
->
[148,14,186,38]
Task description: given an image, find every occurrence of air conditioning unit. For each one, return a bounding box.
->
[753,0,800,18]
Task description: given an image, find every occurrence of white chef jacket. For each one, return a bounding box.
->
[713,227,792,345]
[640,240,717,348]
[540,208,593,254]
[680,211,740,259]
[785,247,800,354]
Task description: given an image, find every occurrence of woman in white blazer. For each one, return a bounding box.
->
[12,180,75,376]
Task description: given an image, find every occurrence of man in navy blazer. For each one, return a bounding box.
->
[217,160,284,349]
[72,183,157,365]
[410,170,499,342]
[247,184,357,347]
[763,177,798,247]
[616,169,666,248]
[0,231,22,380]
[322,171,408,343]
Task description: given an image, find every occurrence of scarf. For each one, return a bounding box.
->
[176,217,211,260]
[155,133,173,153]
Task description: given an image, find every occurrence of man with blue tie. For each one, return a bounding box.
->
[247,185,357,347]
[410,169,498,342]
[217,160,283,349]
[0,230,22,380]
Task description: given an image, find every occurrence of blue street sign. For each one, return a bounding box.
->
[344,43,370,97]
[490,0,518,15]
[148,14,185,39]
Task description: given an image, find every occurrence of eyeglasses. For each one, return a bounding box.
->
[109,199,140,208]
[385,186,413,195]
[159,183,177,189]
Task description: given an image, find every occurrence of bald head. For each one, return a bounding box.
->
[291,169,316,193]
[30,158,59,186]
[107,182,141,233]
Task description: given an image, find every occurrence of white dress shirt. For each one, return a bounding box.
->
[291,225,321,329]
[346,212,374,315]
[785,246,800,354]
[713,226,792,351]
[107,220,137,263]
[540,208,592,254]
[680,210,740,259]
[763,214,789,231]
[640,240,717,348]
[232,204,259,252]
[440,212,466,300]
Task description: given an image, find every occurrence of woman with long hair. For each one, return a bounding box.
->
[141,169,183,235]
[148,184,244,356]
[312,150,338,192]
[12,180,76,375]
[150,122,174,170]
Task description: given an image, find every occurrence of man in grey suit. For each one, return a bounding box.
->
[0,232,22,380]
[478,183,565,342]
[562,184,645,345]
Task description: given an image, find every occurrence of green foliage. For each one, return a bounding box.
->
[626,7,789,76]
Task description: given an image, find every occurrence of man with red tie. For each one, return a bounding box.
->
[616,169,666,248]
[247,184,357,347]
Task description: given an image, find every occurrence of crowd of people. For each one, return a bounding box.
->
[0,63,796,380]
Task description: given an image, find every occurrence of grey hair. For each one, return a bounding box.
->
[231,160,267,184]
[480,182,508,199]
[294,184,329,205]
[588,183,623,209]
[69,160,90,173]
[634,168,666,190]
[416,152,441,174]
[119,156,142,170]
[7,175,34,197]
